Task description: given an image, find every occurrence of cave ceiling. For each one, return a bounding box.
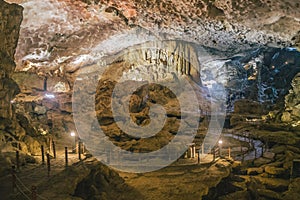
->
[4,0,300,74]
[3,0,300,109]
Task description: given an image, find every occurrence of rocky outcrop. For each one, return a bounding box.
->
[282,73,300,124]
[74,159,142,200]
[0,0,22,120]
[0,0,25,175]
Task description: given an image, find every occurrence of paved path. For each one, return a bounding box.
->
[224,133,264,161]
[0,138,82,200]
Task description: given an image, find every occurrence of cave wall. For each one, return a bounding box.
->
[0,0,22,130]
[0,0,23,121]
[282,73,300,124]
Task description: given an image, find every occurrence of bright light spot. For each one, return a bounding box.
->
[218,140,223,144]
[39,128,48,135]
[45,93,55,99]
[10,100,15,104]
[70,132,75,137]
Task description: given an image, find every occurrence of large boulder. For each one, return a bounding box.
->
[264,166,286,177]
[23,135,41,156]
[282,73,300,123]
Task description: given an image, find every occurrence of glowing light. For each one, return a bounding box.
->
[218,140,223,144]
[45,93,55,99]
[70,132,75,137]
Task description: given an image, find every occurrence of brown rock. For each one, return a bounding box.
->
[12,72,44,93]
[264,166,287,178]
[247,167,264,175]
[23,135,41,156]
[257,189,281,200]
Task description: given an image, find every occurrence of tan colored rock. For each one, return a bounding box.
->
[234,99,267,115]
[23,135,41,156]
[257,189,281,200]
[34,105,47,115]
[247,167,264,175]
[253,157,273,167]
[281,112,292,122]
[253,176,289,192]
[282,178,300,200]
[263,151,275,160]
[264,166,286,176]
[47,77,70,92]
[12,72,44,93]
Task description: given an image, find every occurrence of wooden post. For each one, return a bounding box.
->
[198,151,200,164]
[82,143,85,154]
[75,136,78,154]
[52,141,56,159]
[48,137,52,155]
[254,148,257,159]
[78,141,82,160]
[193,146,196,158]
[261,146,264,157]
[16,151,20,170]
[228,147,231,159]
[65,147,68,167]
[201,143,204,154]
[46,153,50,177]
[31,186,37,200]
[41,145,45,165]
[11,166,16,192]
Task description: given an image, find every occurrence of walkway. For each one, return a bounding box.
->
[0,136,82,200]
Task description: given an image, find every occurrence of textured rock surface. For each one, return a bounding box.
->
[2,0,298,76]
[74,159,142,200]
[0,0,22,119]
[283,73,300,124]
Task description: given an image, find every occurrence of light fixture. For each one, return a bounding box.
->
[70,132,75,137]
[45,93,55,99]
[218,140,223,144]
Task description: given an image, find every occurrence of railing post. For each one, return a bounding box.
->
[75,136,79,154]
[197,151,200,164]
[228,147,231,159]
[78,141,82,160]
[52,141,56,159]
[41,145,45,165]
[82,142,85,154]
[11,166,16,192]
[48,137,52,155]
[31,186,37,200]
[46,153,50,177]
[16,151,20,171]
[65,147,68,167]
